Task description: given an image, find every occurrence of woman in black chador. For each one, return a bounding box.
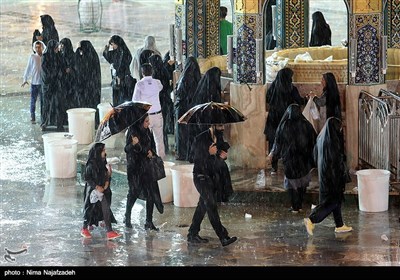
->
[268,104,317,212]
[304,117,352,236]
[190,66,222,105]
[124,114,164,231]
[103,35,135,106]
[34,14,59,47]
[74,40,101,126]
[174,56,201,160]
[59,38,76,112]
[40,39,63,131]
[264,67,305,174]
[81,142,121,240]
[149,54,174,153]
[309,11,332,47]
[312,72,342,132]
[187,66,223,161]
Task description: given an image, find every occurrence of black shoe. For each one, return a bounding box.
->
[288,207,299,213]
[40,124,47,131]
[187,234,209,243]
[221,236,237,247]
[144,221,159,231]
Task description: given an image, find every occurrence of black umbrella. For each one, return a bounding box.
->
[95,101,152,142]
[177,101,246,125]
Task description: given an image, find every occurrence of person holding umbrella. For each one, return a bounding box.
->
[123,113,164,231]
[187,124,237,246]
[178,101,245,245]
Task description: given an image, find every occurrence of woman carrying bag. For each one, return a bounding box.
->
[123,113,164,231]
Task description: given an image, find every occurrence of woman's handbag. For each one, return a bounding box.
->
[149,156,166,181]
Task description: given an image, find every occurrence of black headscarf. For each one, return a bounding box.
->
[323,72,342,120]
[314,117,347,203]
[149,54,170,90]
[264,67,303,141]
[60,38,75,63]
[309,11,332,47]
[175,56,202,111]
[85,142,108,192]
[41,39,62,127]
[191,66,222,106]
[83,142,117,226]
[41,39,61,86]
[40,14,59,45]
[162,51,175,81]
[74,40,101,117]
[107,35,132,77]
[272,104,317,179]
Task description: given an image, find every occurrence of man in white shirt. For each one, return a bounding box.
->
[132,63,165,159]
[22,40,45,124]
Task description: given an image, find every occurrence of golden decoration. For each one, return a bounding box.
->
[353,0,382,13]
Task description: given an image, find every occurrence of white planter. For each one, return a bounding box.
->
[67,108,96,144]
[48,139,78,178]
[171,164,200,207]
[42,132,73,171]
[356,169,390,212]
[158,161,175,203]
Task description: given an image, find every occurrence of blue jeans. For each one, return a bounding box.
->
[30,84,41,120]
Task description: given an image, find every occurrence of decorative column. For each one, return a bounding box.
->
[228,1,267,169]
[174,0,220,62]
[233,0,263,84]
[345,0,388,169]
[348,0,386,85]
[275,0,308,49]
[386,0,400,48]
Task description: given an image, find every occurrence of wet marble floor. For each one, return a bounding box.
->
[1,0,400,271]
[1,89,400,270]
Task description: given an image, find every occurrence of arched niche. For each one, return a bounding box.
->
[308,0,348,47]
[261,0,349,50]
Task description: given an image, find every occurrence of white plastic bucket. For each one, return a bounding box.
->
[42,132,73,171]
[356,169,390,212]
[158,161,175,203]
[171,164,200,207]
[48,139,78,178]
[67,108,96,144]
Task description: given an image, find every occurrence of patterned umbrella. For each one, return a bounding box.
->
[177,101,246,125]
[95,101,152,142]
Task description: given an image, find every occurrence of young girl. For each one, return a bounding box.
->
[81,142,121,240]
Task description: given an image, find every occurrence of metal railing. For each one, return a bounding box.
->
[358,89,400,183]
